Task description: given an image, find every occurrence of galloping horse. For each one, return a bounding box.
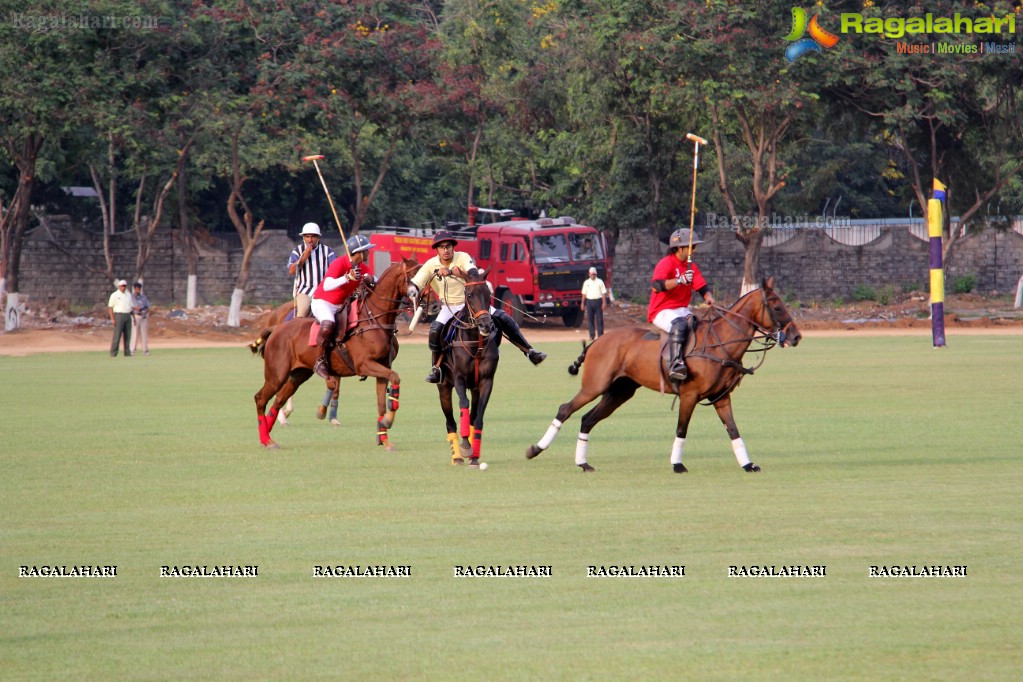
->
[251,300,339,426]
[526,277,802,472]
[251,258,420,449]
[435,268,499,465]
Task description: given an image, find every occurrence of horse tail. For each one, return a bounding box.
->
[249,328,273,357]
[567,340,592,376]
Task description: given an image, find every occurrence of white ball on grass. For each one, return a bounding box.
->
[479,462,488,471]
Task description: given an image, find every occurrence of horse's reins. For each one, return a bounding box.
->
[450,278,494,385]
[686,289,785,404]
[347,262,414,337]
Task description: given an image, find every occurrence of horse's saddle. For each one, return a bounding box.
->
[441,308,494,349]
[649,316,698,378]
[307,300,361,346]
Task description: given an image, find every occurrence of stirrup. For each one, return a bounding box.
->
[425,366,441,384]
[527,349,547,366]
[668,362,687,382]
[314,356,331,379]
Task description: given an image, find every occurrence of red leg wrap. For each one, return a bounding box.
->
[460,408,471,438]
[258,417,270,445]
[472,429,482,458]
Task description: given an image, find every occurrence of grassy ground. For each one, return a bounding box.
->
[2,334,1021,680]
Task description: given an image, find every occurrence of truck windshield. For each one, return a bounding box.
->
[569,233,603,261]
[532,234,570,263]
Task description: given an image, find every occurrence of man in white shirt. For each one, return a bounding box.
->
[580,267,607,341]
[108,280,134,357]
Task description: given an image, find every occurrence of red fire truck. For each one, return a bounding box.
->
[366,207,612,327]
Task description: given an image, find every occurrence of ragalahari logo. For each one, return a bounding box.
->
[784,7,839,62]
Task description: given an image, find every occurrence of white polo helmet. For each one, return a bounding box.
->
[300,222,321,236]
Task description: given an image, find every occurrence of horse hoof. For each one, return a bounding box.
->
[263,441,279,450]
[743,463,761,473]
[451,457,464,465]
[329,418,340,427]
[283,407,293,418]
[578,463,595,472]
[525,445,542,459]
[276,414,289,426]
[673,463,688,474]
[316,406,327,420]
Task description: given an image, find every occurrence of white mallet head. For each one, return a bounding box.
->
[686,133,708,145]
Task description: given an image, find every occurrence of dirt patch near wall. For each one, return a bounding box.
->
[2,293,1021,356]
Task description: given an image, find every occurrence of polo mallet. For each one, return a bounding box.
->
[685,133,709,266]
[302,154,351,260]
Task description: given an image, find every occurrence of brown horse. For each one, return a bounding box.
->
[251,258,420,449]
[526,277,802,472]
[251,300,339,426]
[435,268,499,465]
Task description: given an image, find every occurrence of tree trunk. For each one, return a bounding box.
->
[5,147,40,293]
[178,151,199,309]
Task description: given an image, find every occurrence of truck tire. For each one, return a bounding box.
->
[500,291,524,326]
[562,307,584,328]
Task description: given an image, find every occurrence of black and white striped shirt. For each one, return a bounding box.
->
[288,243,336,295]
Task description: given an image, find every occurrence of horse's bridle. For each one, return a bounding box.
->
[709,288,788,349]
[461,280,493,330]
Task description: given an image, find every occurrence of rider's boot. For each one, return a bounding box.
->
[314,320,336,380]
[667,317,689,382]
[425,321,443,383]
[492,308,546,365]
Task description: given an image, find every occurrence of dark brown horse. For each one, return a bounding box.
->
[526,277,802,472]
[251,258,420,449]
[436,268,499,465]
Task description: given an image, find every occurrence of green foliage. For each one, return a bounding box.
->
[852,284,877,302]
[951,273,977,295]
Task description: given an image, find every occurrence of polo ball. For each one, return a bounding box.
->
[479,462,488,471]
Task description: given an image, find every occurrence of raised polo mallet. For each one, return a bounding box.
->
[684,133,709,266]
[302,154,351,260]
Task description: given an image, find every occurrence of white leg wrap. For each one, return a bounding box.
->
[670,437,686,465]
[731,437,750,467]
[575,433,589,465]
[537,419,563,450]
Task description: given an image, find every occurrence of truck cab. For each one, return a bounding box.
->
[474,215,611,327]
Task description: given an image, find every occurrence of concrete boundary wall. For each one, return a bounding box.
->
[11,218,1023,307]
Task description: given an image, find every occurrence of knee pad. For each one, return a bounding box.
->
[428,321,444,352]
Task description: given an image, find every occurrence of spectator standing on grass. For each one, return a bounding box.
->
[288,222,336,318]
[131,282,151,355]
[580,267,607,341]
[108,280,133,357]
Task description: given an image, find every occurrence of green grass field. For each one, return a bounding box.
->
[2,334,1021,680]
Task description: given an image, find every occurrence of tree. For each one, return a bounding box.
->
[680,0,825,292]
[0,0,87,314]
[827,0,1023,272]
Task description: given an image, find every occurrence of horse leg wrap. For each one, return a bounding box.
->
[671,437,686,465]
[376,418,388,446]
[387,384,400,411]
[472,429,482,459]
[460,408,471,439]
[265,406,279,434]
[575,433,589,466]
[537,419,563,450]
[258,417,270,445]
[731,438,751,467]
[328,399,338,422]
[447,433,463,464]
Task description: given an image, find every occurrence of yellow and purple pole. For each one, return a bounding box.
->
[928,179,947,347]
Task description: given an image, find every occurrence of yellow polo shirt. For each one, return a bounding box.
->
[412,251,477,307]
